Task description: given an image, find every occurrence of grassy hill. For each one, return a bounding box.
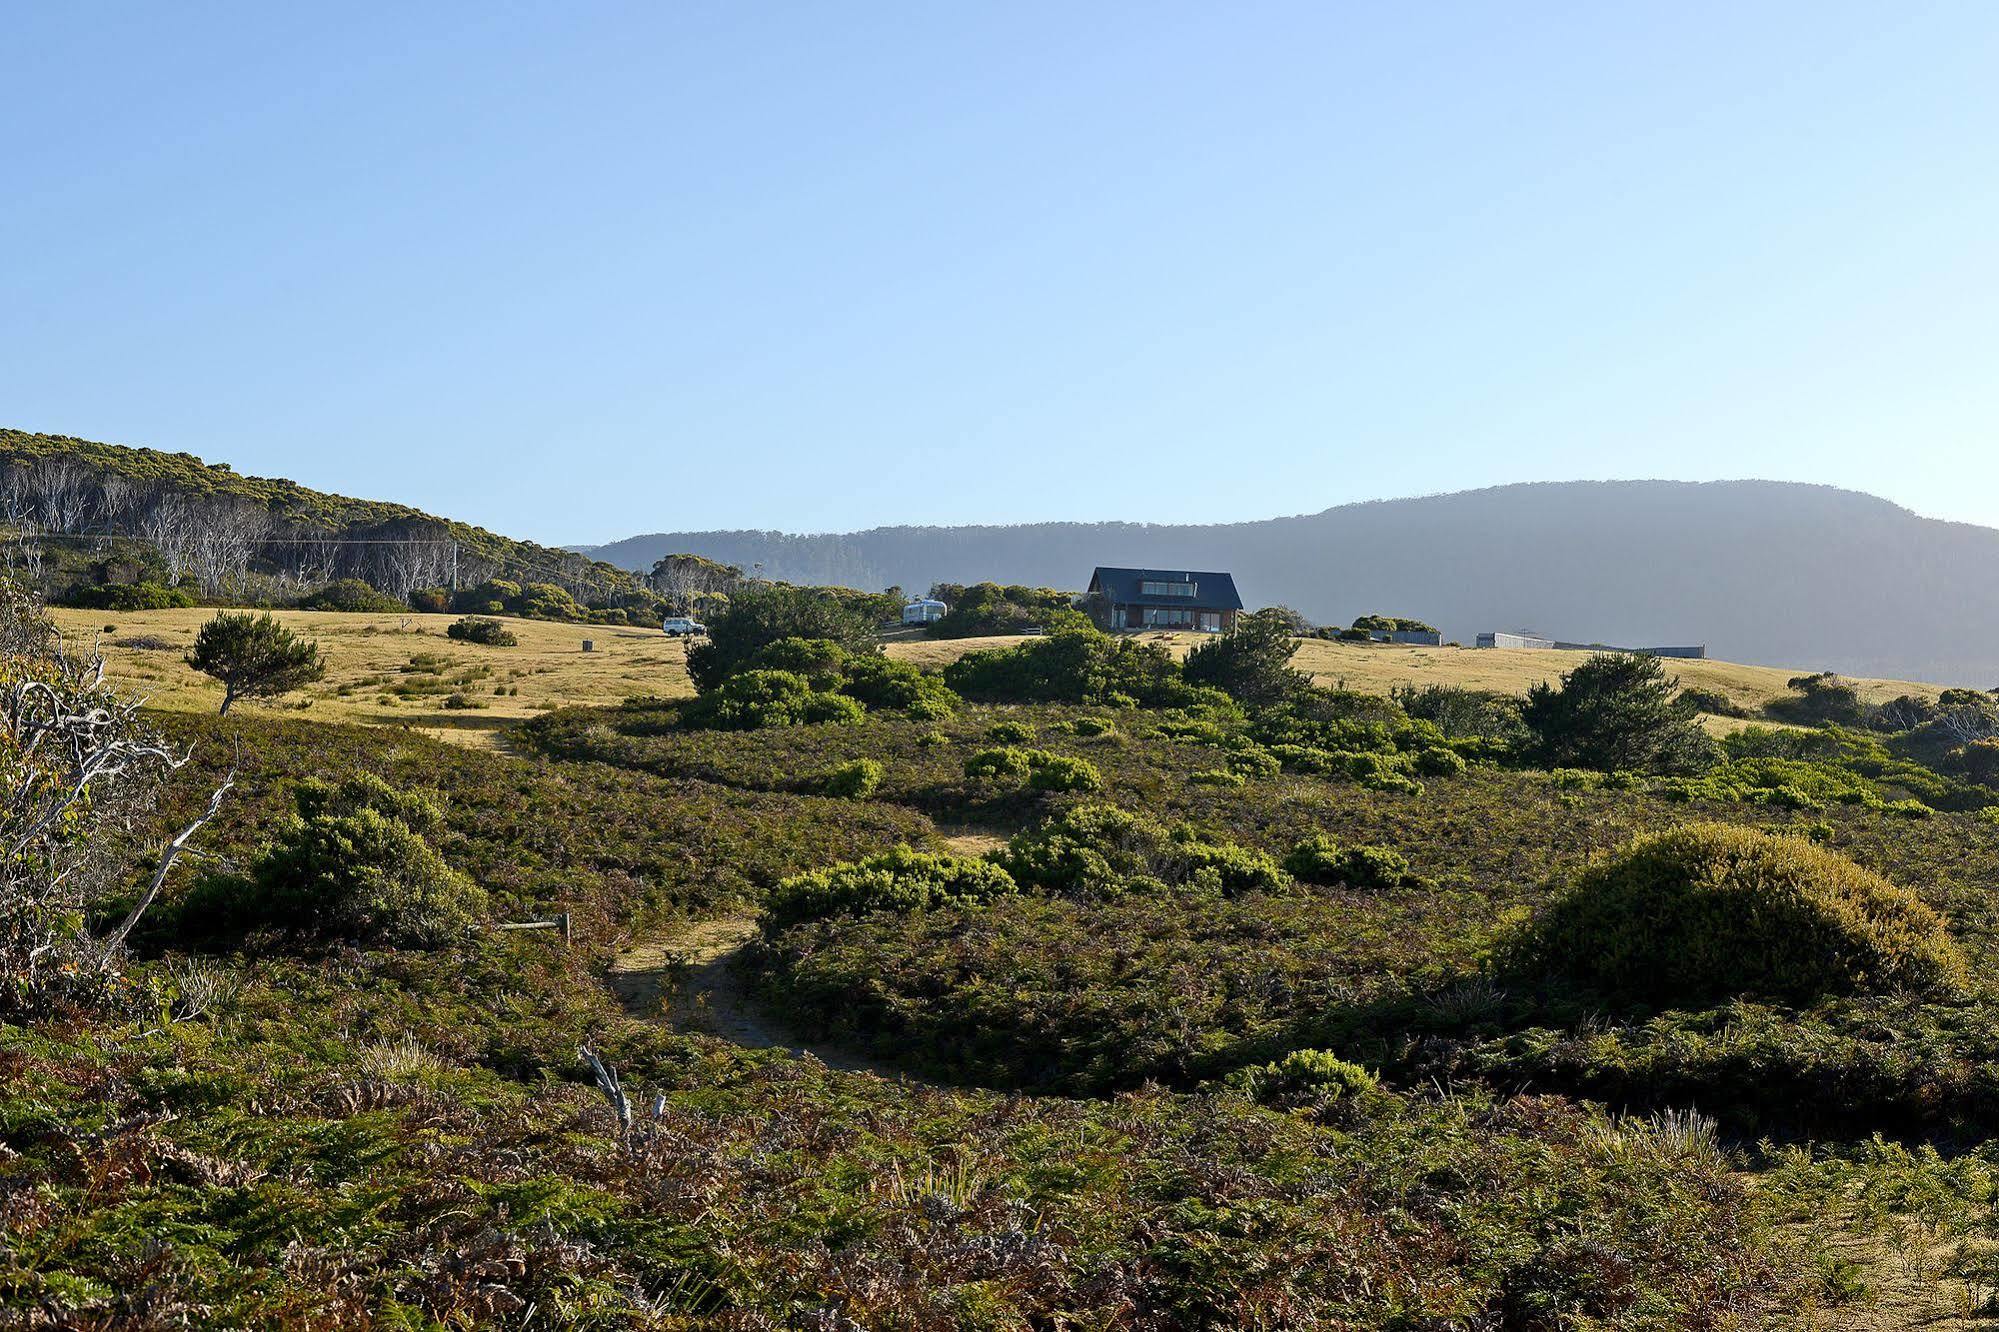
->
[59,610,1946,748]
[1,428,645,606]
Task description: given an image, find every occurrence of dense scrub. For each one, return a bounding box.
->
[2,705,1835,1326]
[20,593,1999,1320]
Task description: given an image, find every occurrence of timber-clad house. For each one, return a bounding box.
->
[1085,566,1242,632]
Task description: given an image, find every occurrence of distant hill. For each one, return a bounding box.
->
[581,480,1999,684]
[1,429,639,603]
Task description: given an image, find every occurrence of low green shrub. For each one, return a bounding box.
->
[1073,716,1115,738]
[987,719,1037,743]
[1282,835,1420,889]
[446,615,518,646]
[964,747,1033,782]
[1026,752,1103,793]
[839,654,957,714]
[208,774,485,947]
[299,578,405,613]
[1190,768,1246,788]
[687,670,866,730]
[1678,687,1749,719]
[943,626,1200,708]
[1413,747,1468,778]
[995,804,1290,900]
[1498,822,1968,1006]
[1224,746,1283,780]
[1227,1049,1382,1108]
[66,581,194,611]
[762,845,1018,930]
[819,757,884,799]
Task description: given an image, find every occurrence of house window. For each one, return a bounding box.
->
[1140,580,1196,597]
[1143,606,1196,627]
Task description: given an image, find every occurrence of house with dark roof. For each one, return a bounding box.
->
[1085,567,1243,633]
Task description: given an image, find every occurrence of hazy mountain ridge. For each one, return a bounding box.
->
[583,480,1999,684]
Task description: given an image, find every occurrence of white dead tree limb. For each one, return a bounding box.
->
[99,775,233,957]
[0,583,230,1015]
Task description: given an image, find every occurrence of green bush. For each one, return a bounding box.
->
[924,582,1077,638]
[687,584,881,692]
[1413,747,1468,778]
[1026,752,1103,793]
[687,670,866,730]
[515,582,584,621]
[1521,652,1715,774]
[750,636,850,686]
[446,615,517,646]
[298,578,405,613]
[230,774,486,947]
[66,581,194,611]
[819,757,884,799]
[1175,836,1290,897]
[1677,686,1749,719]
[1224,746,1283,780]
[1073,716,1115,738]
[839,654,956,713]
[964,747,1033,782]
[1182,610,1308,707]
[763,845,1018,930]
[995,804,1289,900]
[943,625,1197,708]
[987,719,1037,743]
[1282,835,1419,889]
[1766,673,1870,727]
[1190,768,1246,788]
[1227,1049,1381,1107]
[1499,823,1968,1006]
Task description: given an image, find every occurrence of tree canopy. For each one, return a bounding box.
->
[186,611,325,715]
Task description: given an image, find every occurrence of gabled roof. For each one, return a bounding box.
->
[1087,566,1243,611]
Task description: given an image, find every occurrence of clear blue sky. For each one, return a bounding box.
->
[6,3,1996,544]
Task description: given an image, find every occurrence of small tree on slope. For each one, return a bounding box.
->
[186,611,324,715]
[1521,651,1715,774]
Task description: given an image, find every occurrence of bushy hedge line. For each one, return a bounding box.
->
[943,626,1208,708]
[299,578,406,613]
[763,845,1018,931]
[65,580,195,611]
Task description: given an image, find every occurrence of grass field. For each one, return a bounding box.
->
[56,610,1949,746]
[52,607,694,746]
[887,630,1950,712]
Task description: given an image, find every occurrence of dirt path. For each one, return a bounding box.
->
[609,915,913,1078]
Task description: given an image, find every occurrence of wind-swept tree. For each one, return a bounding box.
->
[186,611,325,715]
[1521,652,1715,773]
[1183,608,1308,707]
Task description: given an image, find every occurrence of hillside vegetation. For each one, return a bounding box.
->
[0,428,647,613]
[19,585,1999,1324]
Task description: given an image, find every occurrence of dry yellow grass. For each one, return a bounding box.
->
[886,631,1949,715]
[61,610,1949,749]
[53,608,693,748]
